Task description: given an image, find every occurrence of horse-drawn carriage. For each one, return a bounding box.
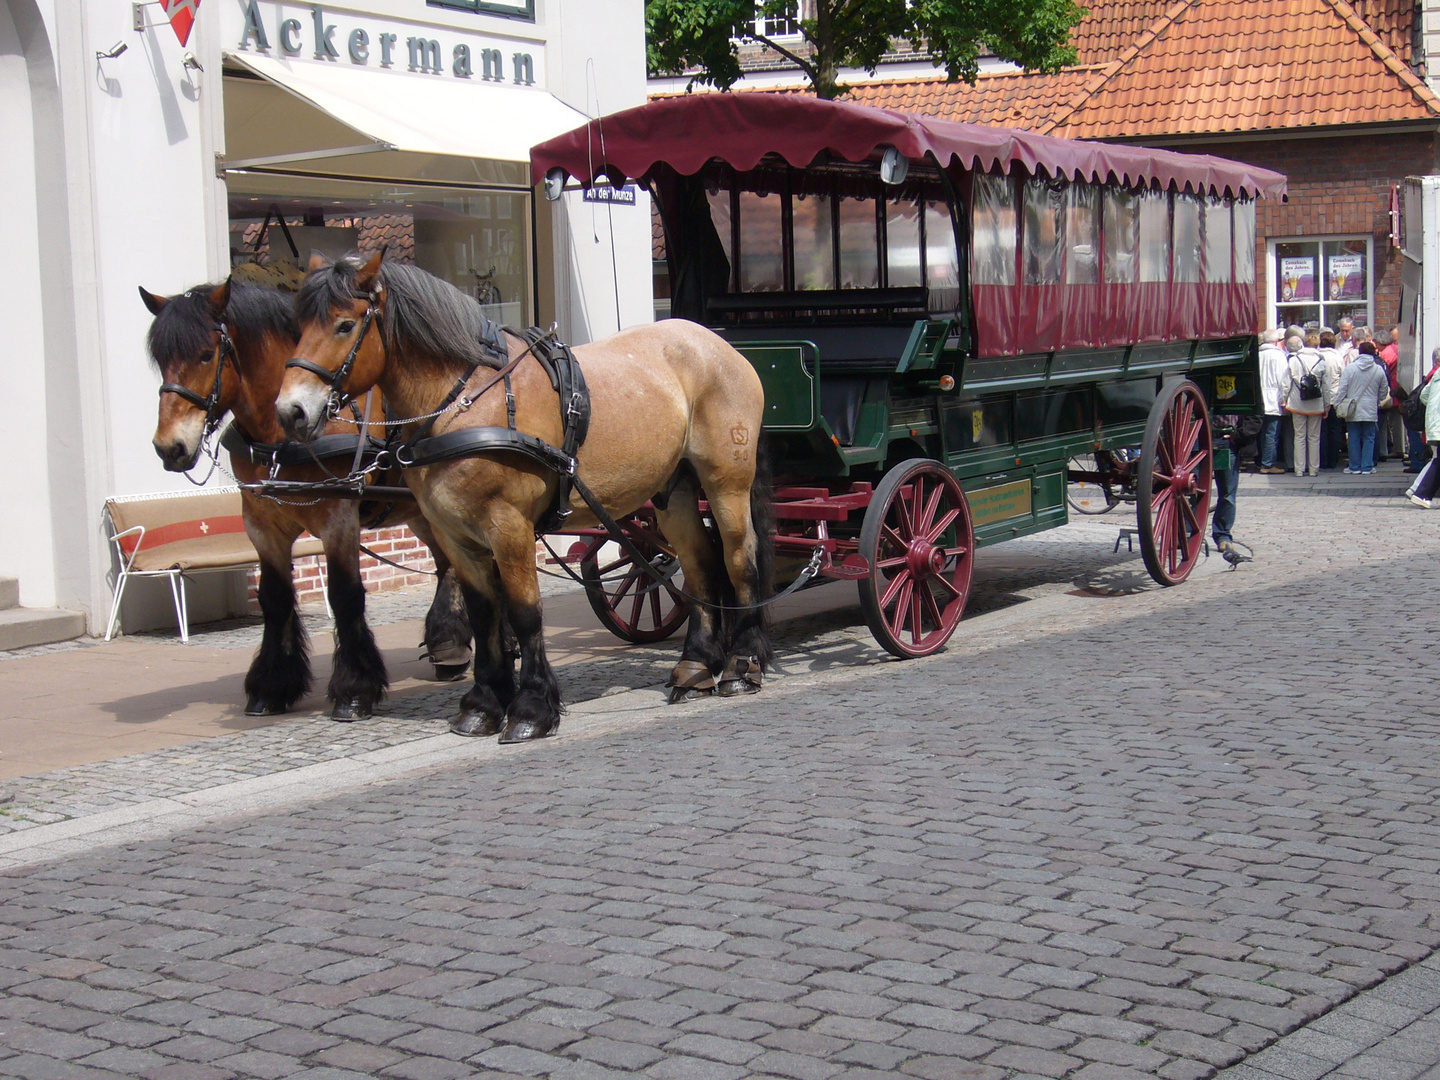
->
[147,92,1283,740]
[532,93,1286,659]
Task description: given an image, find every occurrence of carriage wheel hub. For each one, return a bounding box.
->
[907,541,946,578]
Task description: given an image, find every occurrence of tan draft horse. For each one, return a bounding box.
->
[276,253,774,743]
[143,280,473,720]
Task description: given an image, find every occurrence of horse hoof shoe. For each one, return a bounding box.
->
[667,686,712,705]
[717,680,762,698]
[450,711,503,738]
[433,663,470,682]
[331,700,371,723]
[245,699,287,717]
[499,718,557,744]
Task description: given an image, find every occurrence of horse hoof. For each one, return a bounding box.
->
[244,698,287,717]
[330,700,372,723]
[717,679,762,698]
[450,710,504,738]
[716,655,764,697]
[498,717,558,744]
[666,685,713,705]
[433,662,470,682]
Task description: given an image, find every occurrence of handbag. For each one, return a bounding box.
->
[1404,376,1431,432]
[1334,395,1359,421]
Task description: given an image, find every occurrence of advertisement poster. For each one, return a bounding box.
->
[1280,257,1315,302]
[1328,253,1364,300]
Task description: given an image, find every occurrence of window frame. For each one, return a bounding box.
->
[1266,234,1374,332]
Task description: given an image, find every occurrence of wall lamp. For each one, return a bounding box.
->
[96,41,128,59]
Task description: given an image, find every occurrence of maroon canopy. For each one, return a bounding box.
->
[530,93,1287,201]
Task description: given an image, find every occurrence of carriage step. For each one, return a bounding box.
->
[0,606,86,651]
[0,577,17,611]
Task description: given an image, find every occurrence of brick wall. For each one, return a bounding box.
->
[1177,130,1440,332]
[245,524,437,611]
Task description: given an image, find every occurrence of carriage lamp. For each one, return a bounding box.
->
[938,375,955,391]
[544,167,567,201]
[879,146,909,186]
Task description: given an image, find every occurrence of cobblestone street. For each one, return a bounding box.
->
[1,470,1438,1079]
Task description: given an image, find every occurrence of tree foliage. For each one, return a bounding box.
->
[647,0,1086,100]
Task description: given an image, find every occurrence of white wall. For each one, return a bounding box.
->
[545,0,653,343]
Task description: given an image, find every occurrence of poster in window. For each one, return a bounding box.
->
[1328,253,1364,300]
[1280,257,1314,302]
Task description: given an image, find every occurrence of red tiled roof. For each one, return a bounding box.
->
[848,0,1440,139]
[1069,0,1171,64]
[1348,0,1415,65]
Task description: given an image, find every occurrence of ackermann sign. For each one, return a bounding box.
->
[235,0,539,83]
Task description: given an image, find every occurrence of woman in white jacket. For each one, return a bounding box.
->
[1406,346,1440,506]
[1284,333,1327,476]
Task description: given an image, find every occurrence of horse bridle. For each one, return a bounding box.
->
[285,288,381,418]
[159,322,242,438]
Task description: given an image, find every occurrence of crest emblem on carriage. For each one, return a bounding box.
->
[159,0,201,46]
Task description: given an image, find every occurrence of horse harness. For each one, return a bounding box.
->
[280,285,593,536]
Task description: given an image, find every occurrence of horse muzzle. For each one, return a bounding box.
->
[154,437,200,472]
[276,385,329,442]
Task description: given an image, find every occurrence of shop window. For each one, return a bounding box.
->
[1204,197,1232,283]
[1272,237,1371,331]
[228,178,533,326]
[1103,188,1138,283]
[838,194,879,289]
[1023,176,1065,285]
[1172,193,1202,283]
[925,200,960,311]
[1234,200,1256,284]
[1137,188,1170,282]
[1066,183,1100,284]
[970,172,1015,286]
[792,192,834,291]
[738,190,784,292]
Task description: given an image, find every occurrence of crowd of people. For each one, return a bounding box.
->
[1253,318,1432,478]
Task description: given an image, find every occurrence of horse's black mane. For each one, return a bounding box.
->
[296,257,502,373]
[146,282,297,371]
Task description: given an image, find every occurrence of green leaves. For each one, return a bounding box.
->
[646,0,1084,99]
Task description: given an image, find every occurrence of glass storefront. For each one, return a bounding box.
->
[226,172,532,327]
[1271,236,1371,332]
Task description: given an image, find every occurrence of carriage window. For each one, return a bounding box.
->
[793,191,834,291]
[1234,200,1256,284]
[926,200,960,310]
[1103,188,1138,283]
[1137,189,1170,282]
[1204,197,1233,283]
[1066,183,1100,284]
[839,194,880,289]
[970,172,1015,286]
[887,195,923,288]
[708,189,734,269]
[1173,193,1202,282]
[1023,177,1065,285]
[738,190,784,292]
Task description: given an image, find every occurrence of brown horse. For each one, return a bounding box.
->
[142,279,473,720]
[275,253,773,743]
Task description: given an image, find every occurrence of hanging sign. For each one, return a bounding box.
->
[1328,254,1364,301]
[161,0,202,46]
[1279,257,1314,303]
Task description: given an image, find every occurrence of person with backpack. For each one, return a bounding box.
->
[1405,347,1440,507]
[1284,333,1327,476]
[1334,341,1390,473]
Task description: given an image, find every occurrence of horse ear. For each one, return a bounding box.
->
[355,248,385,293]
[307,252,329,273]
[207,280,231,314]
[138,286,169,316]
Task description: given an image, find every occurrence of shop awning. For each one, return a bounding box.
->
[222,52,587,178]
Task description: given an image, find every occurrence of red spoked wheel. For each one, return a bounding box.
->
[580,529,690,644]
[1136,379,1213,587]
[857,458,975,658]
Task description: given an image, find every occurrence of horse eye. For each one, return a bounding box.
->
[197,350,215,364]
[336,320,357,335]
